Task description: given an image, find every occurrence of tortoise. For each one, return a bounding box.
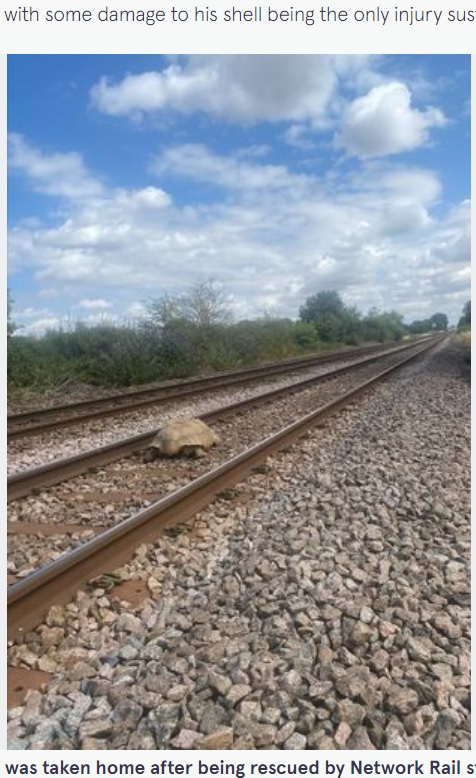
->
[145,418,220,460]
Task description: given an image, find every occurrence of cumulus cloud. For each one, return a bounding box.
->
[89,58,450,172]
[431,202,471,265]
[8,54,470,340]
[9,128,470,333]
[90,55,372,124]
[336,82,447,157]
[283,124,316,149]
[17,306,53,320]
[374,167,442,203]
[20,316,65,336]
[349,166,442,236]
[77,298,112,309]
[8,133,104,200]
[152,144,310,192]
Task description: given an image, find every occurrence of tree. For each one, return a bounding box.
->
[7,289,18,337]
[146,293,182,327]
[291,321,319,351]
[430,312,448,331]
[299,291,406,344]
[181,280,230,327]
[363,309,405,342]
[299,290,345,324]
[340,305,363,344]
[458,301,471,329]
[299,290,348,343]
[408,319,432,335]
[146,280,230,328]
[315,314,344,343]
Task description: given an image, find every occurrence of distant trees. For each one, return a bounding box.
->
[361,309,405,343]
[299,290,404,344]
[229,317,319,363]
[299,290,346,343]
[144,280,231,375]
[458,301,471,329]
[182,280,230,327]
[299,290,345,322]
[144,281,322,375]
[7,289,18,338]
[146,280,229,328]
[408,312,449,334]
[10,282,453,393]
[145,293,182,328]
[430,313,448,331]
[408,319,432,335]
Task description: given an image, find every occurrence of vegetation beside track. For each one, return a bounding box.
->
[7,284,460,394]
[455,301,471,368]
[456,329,471,370]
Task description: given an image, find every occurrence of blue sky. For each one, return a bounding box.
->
[8,55,470,334]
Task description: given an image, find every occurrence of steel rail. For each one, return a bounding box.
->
[7,337,440,639]
[7,338,440,502]
[7,342,393,423]
[7,340,428,440]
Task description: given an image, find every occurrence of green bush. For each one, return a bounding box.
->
[7,284,415,394]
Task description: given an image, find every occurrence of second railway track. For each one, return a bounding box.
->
[7,339,429,441]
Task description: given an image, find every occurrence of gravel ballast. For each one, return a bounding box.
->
[7,339,470,750]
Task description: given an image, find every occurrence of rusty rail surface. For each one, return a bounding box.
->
[7,338,439,502]
[7,340,428,440]
[7,336,442,639]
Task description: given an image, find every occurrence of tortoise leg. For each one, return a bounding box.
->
[180,445,197,457]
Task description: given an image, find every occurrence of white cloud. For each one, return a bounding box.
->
[8,133,104,200]
[152,144,310,193]
[19,309,120,336]
[337,82,447,157]
[375,167,442,204]
[283,124,316,149]
[89,59,450,174]
[21,316,64,335]
[9,136,470,332]
[17,306,53,320]
[115,186,171,209]
[350,166,442,237]
[90,55,373,125]
[77,298,112,310]
[125,301,148,319]
[431,204,471,265]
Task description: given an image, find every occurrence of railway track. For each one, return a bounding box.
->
[8,335,443,638]
[8,338,437,501]
[7,340,426,440]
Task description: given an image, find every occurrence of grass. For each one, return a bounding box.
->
[459,329,471,349]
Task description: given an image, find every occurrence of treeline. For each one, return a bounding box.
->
[299,290,406,345]
[458,301,471,330]
[7,284,462,391]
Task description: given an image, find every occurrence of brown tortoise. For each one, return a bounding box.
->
[146,418,220,460]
